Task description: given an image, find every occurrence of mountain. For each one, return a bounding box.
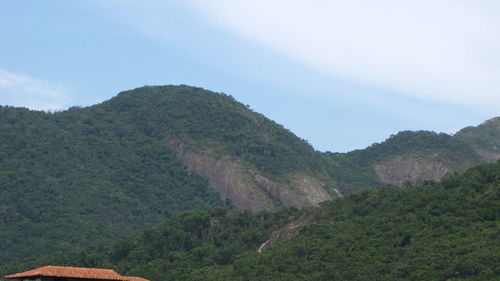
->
[0,97,222,265]
[455,117,500,162]
[0,85,338,266]
[0,84,497,267]
[91,86,340,211]
[3,160,498,280]
[327,120,499,191]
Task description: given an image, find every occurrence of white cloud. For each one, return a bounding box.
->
[187,0,500,108]
[0,68,71,111]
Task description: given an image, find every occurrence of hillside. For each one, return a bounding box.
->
[455,117,500,162]
[3,160,498,281]
[96,86,340,210]
[327,122,499,191]
[0,85,337,266]
[0,102,222,266]
[0,84,497,267]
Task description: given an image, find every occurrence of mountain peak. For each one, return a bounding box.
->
[480,116,500,126]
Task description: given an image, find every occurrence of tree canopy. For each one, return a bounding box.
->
[3,160,498,280]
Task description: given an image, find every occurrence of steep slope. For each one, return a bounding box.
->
[1,84,496,268]
[454,117,500,162]
[96,85,339,211]
[171,141,333,211]
[0,104,223,266]
[351,131,482,184]
[4,161,498,281]
[327,125,498,191]
[0,85,337,265]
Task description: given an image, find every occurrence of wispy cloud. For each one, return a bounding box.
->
[188,0,500,108]
[0,68,71,111]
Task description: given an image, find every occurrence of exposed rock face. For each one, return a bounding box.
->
[170,141,336,212]
[373,155,452,186]
[251,174,333,208]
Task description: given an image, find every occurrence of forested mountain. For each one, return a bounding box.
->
[3,160,498,281]
[0,85,497,268]
[96,86,340,211]
[327,120,499,192]
[0,85,337,266]
[455,117,500,162]
[0,98,222,265]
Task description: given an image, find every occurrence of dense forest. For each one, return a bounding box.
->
[0,86,334,265]
[3,160,498,281]
[0,85,497,270]
[0,104,223,265]
[98,86,329,179]
[344,130,482,168]
[455,117,500,162]
[324,130,487,193]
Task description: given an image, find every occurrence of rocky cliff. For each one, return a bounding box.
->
[333,127,494,190]
[171,141,337,212]
[366,118,500,186]
[372,154,452,186]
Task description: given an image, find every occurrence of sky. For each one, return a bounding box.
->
[1,0,498,152]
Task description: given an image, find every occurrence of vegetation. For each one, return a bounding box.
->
[455,117,500,161]
[98,86,330,180]
[0,97,225,265]
[346,131,483,167]
[322,151,383,194]
[0,85,497,272]
[3,161,498,280]
[0,85,334,266]
[325,130,487,192]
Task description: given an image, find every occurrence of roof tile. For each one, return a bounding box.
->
[4,266,126,280]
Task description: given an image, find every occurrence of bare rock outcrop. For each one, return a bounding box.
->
[251,174,333,209]
[170,141,337,212]
[373,155,451,186]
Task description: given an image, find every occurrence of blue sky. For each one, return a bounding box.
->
[1,1,498,152]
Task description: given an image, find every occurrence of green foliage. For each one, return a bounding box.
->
[252,162,499,280]
[3,161,498,280]
[0,100,223,265]
[346,130,483,168]
[99,86,329,180]
[0,85,335,266]
[324,130,487,193]
[1,85,497,278]
[322,151,383,194]
[455,117,500,160]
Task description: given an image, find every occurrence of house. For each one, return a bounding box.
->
[4,265,150,281]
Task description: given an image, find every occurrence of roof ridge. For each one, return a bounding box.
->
[4,265,127,281]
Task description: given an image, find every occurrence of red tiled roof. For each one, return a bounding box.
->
[4,266,126,280]
[124,276,150,281]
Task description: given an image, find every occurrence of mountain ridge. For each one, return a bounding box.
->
[329,124,498,190]
[0,84,498,267]
[0,85,337,265]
